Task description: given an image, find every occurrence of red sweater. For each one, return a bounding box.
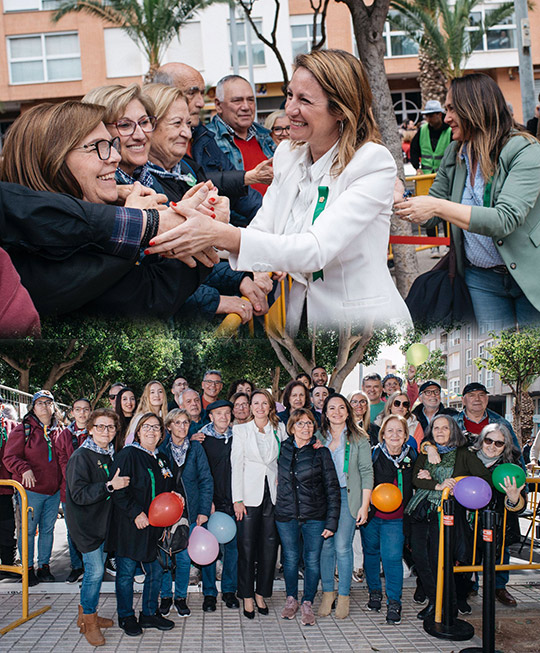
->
[234,136,269,196]
[4,415,62,496]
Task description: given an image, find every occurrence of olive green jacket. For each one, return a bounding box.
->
[316,430,374,518]
[427,134,540,311]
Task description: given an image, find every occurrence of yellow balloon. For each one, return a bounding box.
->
[406,343,429,367]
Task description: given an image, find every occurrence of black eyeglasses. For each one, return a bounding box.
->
[483,436,505,449]
[107,116,157,136]
[73,136,121,161]
[272,126,290,135]
[393,400,410,408]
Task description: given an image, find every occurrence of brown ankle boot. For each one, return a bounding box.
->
[80,612,105,647]
[317,591,336,617]
[78,604,113,630]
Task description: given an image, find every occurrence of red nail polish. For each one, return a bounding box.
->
[144,249,150,255]
[149,240,155,246]
[171,202,177,207]
[211,213,216,219]
[209,197,216,203]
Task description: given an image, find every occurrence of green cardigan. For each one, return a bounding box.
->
[426,134,540,311]
[317,430,374,518]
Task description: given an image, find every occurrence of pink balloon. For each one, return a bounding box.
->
[187,526,219,565]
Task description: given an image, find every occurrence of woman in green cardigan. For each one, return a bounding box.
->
[317,393,373,619]
[395,73,540,330]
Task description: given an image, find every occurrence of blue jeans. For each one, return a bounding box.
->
[465,265,540,331]
[320,487,356,596]
[276,519,325,603]
[62,502,83,569]
[160,523,237,599]
[495,546,510,589]
[80,544,106,614]
[361,517,404,604]
[17,490,60,568]
[116,556,162,618]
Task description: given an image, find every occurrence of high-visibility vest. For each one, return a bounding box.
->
[419,123,451,173]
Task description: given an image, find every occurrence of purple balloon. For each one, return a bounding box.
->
[453,476,492,510]
[187,526,219,565]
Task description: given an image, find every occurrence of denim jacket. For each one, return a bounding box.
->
[206,116,275,171]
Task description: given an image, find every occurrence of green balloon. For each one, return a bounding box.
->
[491,463,526,493]
[406,343,429,367]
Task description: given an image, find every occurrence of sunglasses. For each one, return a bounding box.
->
[483,436,505,449]
[393,400,410,408]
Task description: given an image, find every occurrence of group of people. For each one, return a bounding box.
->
[0,364,530,646]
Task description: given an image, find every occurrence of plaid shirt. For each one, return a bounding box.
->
[109,207,144,259]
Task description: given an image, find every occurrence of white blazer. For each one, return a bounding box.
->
[231,420,287,507]
[229,140,412,333]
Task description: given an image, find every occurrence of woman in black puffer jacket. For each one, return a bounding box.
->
[275,408,340,626]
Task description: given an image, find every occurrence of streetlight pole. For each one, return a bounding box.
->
[514,0,536,123]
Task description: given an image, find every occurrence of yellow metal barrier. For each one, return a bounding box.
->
[434,476,540,625]
[0,479,51,635]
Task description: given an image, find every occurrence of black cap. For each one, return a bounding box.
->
[419,381,441,394]
[206,399,233,413]
[462,382,488,396]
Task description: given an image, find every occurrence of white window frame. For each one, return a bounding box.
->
[450,329,461,347]
[466,5,516,52]
[228,18,266,68]
[486,369,494,389]
[290,15,324,58]
[383,11,420,59]
[466,348,472,367]
[449,378,460,395]
[465,374,472,387]
[7,31,81,85]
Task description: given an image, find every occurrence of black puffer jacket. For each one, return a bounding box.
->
[275,436,340,532]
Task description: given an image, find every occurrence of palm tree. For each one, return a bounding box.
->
[389,0,514,104]
[53,0,218,79]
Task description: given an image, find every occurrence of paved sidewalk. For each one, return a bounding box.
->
[1,586,487,653]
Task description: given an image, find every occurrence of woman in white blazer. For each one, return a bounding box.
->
[231,389,287,618]
[147,49,411,334]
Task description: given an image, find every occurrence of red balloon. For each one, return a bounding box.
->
[371,483,402,512]
[148,492,184,527]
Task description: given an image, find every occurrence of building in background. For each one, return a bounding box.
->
[1,0,539,139]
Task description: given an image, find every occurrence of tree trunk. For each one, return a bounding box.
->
[342,0,419,296]
[512,389,535,446]
[417,47,447,106]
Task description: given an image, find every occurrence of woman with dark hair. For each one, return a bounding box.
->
[472,423,526,608]
[227,379,255,400]
[231,389,287,618]
[147,49,411,333]
[115,387,137,450]
[396,73,540,330]
[108,412,175,636]
[405,414,491,620]
[363,415,417,625]
[64,408,129,646]
[275,409,340,626]
[277,380,311,424]
[317,393,373,619]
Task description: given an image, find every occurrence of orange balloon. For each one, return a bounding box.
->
[371,483,403,512]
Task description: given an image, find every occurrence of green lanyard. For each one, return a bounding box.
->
[397,468,403,496]
[274,429,281,457]
[147,467,156,500]
[43,426,52,462]
[483,178,492,207]
[343,440,350,474]
[312,186,329,282]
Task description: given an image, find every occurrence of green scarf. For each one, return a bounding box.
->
[406,448,457,516]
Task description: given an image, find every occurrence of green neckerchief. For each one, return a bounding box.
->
[43,425,53,462]
[312,186,328,282]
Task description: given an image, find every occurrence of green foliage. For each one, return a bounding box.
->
[389,0,514,79]
[400,327,446,382]
[53,0,220,70]
[474,328,540,393]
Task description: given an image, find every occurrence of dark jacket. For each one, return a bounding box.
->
[191,124,262,227]
[412,402,458,434]
[56,423,88,503]
[109,446,174,562]
[275,436,340,532]
[201,434,233,516]
[369,444,417,521]
[412,446,492,491]
[64,446,114,553]
[159,438,213,524]
[4,414,62,496]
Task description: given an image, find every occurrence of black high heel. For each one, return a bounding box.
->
[243,601,255,619]
[256,599,269,615]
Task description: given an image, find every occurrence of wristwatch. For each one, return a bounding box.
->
[106,481,114,493]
